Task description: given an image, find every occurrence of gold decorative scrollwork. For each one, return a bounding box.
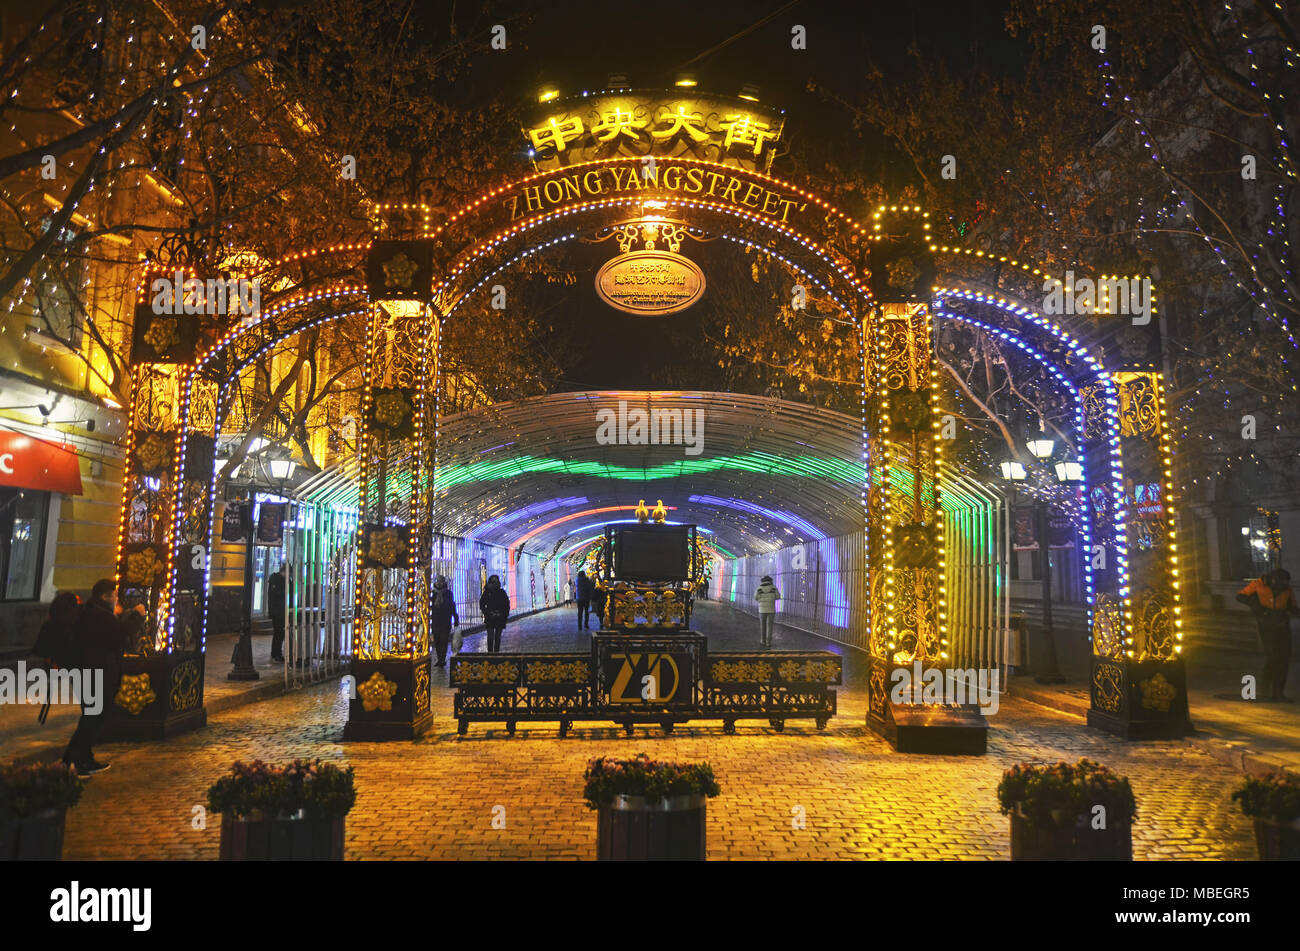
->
[169,660,200,711]
[868,570,891,658]
[1092,593,1125,659]
[1136,589,1174,661]
[1117,373,1159,437]
[414,663,430,715]
[527,661,590,683]
[712,661,772,683]
[877,321,914,390]
[135,368,183,430]
[457,661,518,684]
[1092,661,1124,713]
[1079,384,1107,442]
[188,379,219,435]
[614,223,640,254]
[868,663,887,712]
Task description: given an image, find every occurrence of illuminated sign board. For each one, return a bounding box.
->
[596,250,705,316]
[500,161,809,224]
[523,92,785,173]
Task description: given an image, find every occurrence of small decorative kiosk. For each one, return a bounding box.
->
[450,522,842,736]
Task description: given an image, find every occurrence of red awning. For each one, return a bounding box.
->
[0,430,84,495]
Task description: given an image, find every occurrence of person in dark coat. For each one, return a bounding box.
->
[1238,568,1299,701]
[63,579,145,775]
[480,575,510,653]
[430,574,459,667]
[32,593,81,725]
[575,570,593,630]
[591,581,609,631]
[33,592,82,667]
[267,566,287,662]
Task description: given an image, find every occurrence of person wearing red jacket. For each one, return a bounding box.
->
[1237,568,1299,702]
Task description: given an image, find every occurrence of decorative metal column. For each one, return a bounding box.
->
[344,241,437,740]
[1082,369,1190,738]
[864,208,985,754]
[107,270,213,739]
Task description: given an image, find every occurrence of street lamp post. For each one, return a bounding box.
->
[227,451,295,681]
[1002,439,1080,685]
[228,486,260,681]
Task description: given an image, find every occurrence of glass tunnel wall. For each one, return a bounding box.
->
[718,485,1009,675]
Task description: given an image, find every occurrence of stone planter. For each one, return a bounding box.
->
[1009,809,1132,861]
[596,794,707,861]
[1252,817,1300,861]
[218,811,346,861]
[0,808,67,861]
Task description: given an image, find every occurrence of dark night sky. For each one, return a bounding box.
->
[429,0,1022,392]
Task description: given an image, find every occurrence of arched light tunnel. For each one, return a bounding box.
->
[292,389,1010,661]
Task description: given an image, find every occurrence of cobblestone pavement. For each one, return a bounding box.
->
[62,603,1256,860]
[0,629,304,764]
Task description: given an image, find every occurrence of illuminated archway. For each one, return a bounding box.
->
[113,97,1184,743]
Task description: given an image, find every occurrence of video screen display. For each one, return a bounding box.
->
[615,525,691,582]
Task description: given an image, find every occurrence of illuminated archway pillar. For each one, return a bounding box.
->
[345,241,438,740]
[109,271,214,740]
[1082,369,1189,738]
[862,210,973,751]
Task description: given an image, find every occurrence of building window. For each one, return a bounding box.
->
[1242,508,1280,580]
[0,488,50,601]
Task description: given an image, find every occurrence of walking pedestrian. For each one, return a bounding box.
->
[1237,568,1298,702]
[575,570,593,629]
[431,574,459,667]
[562,580,572,605]
[63,580,146,776]
[755,575,781,649]
[268,564,287,662]
[481,574,511,653]
[591,581,609,630]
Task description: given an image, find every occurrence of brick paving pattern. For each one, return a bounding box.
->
[60,602,1256,860]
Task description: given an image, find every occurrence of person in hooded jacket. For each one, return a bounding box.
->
[754,575,781,648]
[430,574,459,667]
[32,592,82,725]
[1238,568,1299,701]
[480,575,511,653]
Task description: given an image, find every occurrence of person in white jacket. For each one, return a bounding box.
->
[754,575,781,648]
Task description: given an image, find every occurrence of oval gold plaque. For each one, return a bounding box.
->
[595,250,706,316]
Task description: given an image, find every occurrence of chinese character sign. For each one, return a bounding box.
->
[523,93,784,172]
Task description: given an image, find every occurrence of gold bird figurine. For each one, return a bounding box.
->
[635,499,650,523]
[651,499,667,523]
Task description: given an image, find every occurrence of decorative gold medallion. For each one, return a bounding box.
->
[358,672,398,712]
[596,250,705,316]
[116,673,157,715]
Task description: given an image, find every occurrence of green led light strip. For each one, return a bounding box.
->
[433,452,865,490]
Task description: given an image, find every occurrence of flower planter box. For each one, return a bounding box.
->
[596,794,707,861]
[1252,818,1300,861]
[1009,810,1132,861]
[218,812,346,861]
[0,808,66,861]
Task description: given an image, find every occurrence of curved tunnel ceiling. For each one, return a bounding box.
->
[295,389,1010,562]
[296,391,868,558]
[432,391,864,558]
